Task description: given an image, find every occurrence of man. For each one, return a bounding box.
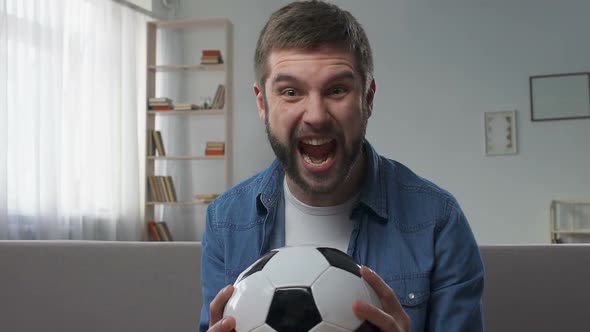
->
[200,1,484,332]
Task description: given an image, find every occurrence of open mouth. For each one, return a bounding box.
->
[298,137,337,169]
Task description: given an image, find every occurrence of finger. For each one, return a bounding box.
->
[360,266,404,315]
[209,285,235,327]
[352,300,403,332]
[208,316,236,332]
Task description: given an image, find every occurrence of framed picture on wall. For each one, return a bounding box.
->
[484,110,517,156]
[530,72,590,121]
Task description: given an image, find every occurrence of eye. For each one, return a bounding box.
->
[329,86,348,96]
[281,88,298,97]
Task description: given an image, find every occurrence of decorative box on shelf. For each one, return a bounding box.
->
[550,200,590,243]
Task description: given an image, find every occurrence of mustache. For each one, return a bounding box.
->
[290,126,343,142]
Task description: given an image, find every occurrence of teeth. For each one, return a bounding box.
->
[303,154,324,165]
[301,138,332,145]
[303,153,331,166]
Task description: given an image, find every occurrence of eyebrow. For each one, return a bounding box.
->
[270,70,356,87]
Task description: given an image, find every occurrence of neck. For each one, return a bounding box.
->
[286,148,367,207]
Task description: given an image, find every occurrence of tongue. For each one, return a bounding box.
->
[300,141,336,161]
[302,144,331,158]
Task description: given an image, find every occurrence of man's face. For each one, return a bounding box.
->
[254,47,374,197]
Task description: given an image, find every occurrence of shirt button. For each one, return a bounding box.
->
[408,292,415,300]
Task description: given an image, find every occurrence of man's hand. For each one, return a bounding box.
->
[352,266,411,332]
[208,285,236,332]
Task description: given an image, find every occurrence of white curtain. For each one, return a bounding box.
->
[0,0,149,240]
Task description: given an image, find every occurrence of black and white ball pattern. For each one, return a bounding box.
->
[223,246,382,332]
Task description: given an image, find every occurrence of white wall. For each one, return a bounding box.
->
[175,0,590,244]
[128,0,151,11]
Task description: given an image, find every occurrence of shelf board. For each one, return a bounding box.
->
[148,64,225,72]
[552,229,590,235]
[147,155,225,160]
[146,201,208,206]
[147,109,224,116]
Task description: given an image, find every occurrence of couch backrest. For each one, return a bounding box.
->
[0,241,202,332]
[480,244,590,332]
[2,241,590,332]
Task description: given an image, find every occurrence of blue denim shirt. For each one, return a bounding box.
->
[199,142,484,332]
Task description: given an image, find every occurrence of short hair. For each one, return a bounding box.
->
[254,0,374,92]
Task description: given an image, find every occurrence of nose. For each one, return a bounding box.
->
[301,92,331,129]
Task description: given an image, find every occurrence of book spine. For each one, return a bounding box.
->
[147,176,158,202]
[202,50,222,57]
[153,176,164,202]
[147,129,155,156]
[159,221,174,241]
[168,177,177,202]
[152,131,166,156]
[147,221,161,241]
[150,106,173,111]
[155,222,170,241]
[205,150,225,156]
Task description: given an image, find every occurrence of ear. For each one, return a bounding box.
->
[365,79,376,118]
[253,83,266,123]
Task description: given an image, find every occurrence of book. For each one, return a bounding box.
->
[147,221,161,241]
[158,176,171,202]
[210,84,225,109]
[155,222,170,241]
[205,150,225,156]
[150,106,173,111]
[148,175,167,202]
[147,129,155,156]
[205,141,225,156]
[195,193,219,204]
[173,103,196,111]
[163,176,176,202]
[159,221,174,241]
[147,176,158,202]
[210,85,222,109]
[165,176,177,202]
[157,176,166,202]
[201,56,221,61]
[175,103,195,107]
[200,49,223,64]
[201,59,223,65]
[206,142,225,149]
[152,131,166,156]
[148,98,174,110]
[201,50,222,57]
[148,97,172,103]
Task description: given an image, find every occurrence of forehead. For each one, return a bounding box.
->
[266,46,358,82]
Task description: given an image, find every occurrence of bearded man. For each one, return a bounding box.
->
[200,2,484,332]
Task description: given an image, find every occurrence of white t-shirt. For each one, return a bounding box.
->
[284,177,358,253]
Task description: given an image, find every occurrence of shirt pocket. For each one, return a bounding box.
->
[385,274,430,323]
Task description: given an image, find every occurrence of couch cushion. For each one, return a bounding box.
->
[0,240,202,332]
[480,244,590,332]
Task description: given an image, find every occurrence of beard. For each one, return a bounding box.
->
[264,98,368,196]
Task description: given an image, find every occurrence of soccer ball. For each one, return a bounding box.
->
[223,246,382,332]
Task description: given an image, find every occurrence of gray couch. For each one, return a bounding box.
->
[0,241,588,332]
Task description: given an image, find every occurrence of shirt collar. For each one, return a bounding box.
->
[257,159,284,210]
[357,141,389,221]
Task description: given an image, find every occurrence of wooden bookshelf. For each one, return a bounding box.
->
[144,18,233,241]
